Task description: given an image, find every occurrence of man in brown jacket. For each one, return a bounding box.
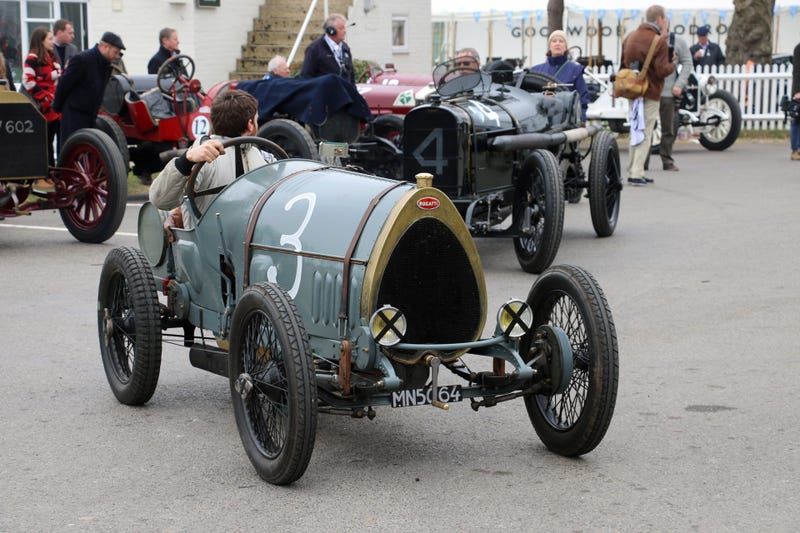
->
[621,5,674,184]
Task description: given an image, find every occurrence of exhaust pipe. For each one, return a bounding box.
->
[489,124,602,152]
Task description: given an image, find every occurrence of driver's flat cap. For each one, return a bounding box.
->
[100,31,126,50]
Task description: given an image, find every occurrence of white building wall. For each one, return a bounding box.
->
[89,0,263,88]
[345,0,432,73]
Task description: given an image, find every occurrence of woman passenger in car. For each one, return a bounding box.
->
[531,30,590,123]
[23,26,61,165]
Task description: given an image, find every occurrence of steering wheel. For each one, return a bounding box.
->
[186,136,289,219]
[157,54,196,95]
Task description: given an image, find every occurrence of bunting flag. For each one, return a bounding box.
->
[700,11,709,25]
[583,9,591,20]
[719,10,727,20]
[631,9,640,20]
[682,12,691,25]
[536,9,543,22]
[597,9,606,20]
[773,4,779,15]
[791,6,798,17]
[521,10,530,22]
[473,11,480,23]
[616,8,624,20]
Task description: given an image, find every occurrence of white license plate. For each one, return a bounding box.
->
[391,385,463,408]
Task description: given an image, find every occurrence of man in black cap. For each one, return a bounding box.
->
[690,26,725,68]
[53,31,125,149]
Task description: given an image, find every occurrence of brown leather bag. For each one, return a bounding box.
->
[613,35,660,99]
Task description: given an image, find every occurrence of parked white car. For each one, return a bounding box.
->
[585,66,742,151]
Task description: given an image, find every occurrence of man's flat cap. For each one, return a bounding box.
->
[101,31,126,50]
[696,26,710,36]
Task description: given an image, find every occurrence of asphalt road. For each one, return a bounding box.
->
[1,139,798,531]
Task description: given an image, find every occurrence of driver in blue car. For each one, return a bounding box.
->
[149,89,276,229]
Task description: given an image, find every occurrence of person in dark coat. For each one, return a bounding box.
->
[53,19,78,68]
[52,32,125,149]
[689,26,725,68]
[147,28,180,74]
[532,30,590,123]
[300,13,355,85]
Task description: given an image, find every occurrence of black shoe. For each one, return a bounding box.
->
[662,164,679,171]
[642,176,654,183]
[627,177,647,185]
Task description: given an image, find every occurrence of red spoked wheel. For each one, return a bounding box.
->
[56,128,127,243]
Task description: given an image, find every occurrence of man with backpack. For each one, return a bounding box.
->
[620,5,674,185]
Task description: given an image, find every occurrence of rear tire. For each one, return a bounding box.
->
[98,247,162,405]
[95,114,130,171]
[57,128,127,243]
[229,282,317,485]
[513,150,564,274]
[521,265,618,456]
[257,119,318,160]
[588,130,621,237]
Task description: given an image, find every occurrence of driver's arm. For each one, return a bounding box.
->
[149,140,226,210]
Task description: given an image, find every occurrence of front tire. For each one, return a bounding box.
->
[513,150,564,274]
[588,130,621,237]
[698,90,741,151]
[97,247,162,405]
[521,265,618,456]
[57,128,127,243]
[229,282,317,485]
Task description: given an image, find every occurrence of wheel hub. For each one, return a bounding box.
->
[235,373,254,400]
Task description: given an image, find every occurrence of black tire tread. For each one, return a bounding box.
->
[525,264,619,456]
[513,149,565,274]
[230,282,317,485]
[257,118,318,160]
[588,130,621,237]
[95,114,130,171]
[98,246,162,405]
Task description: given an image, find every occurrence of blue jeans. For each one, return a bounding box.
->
[791,117,800,151]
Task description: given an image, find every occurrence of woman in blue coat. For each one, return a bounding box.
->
[532,30,590,123]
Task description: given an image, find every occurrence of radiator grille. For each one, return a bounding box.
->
[376,218,482,358]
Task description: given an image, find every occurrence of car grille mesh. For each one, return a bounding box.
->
[376,218,482,353]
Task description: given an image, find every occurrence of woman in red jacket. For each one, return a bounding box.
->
[24,26,62,165]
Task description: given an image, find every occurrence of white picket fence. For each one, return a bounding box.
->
[592,63,795,130]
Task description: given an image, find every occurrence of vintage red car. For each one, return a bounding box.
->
[1,90,127,242]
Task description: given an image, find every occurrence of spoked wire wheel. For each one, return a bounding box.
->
[512,149,565,274]
[229,282,317,485]
[57,129,127,243]
[97,247,162,405]
[521,265,618,456]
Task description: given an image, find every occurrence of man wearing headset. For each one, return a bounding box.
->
[300,13,355,85]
